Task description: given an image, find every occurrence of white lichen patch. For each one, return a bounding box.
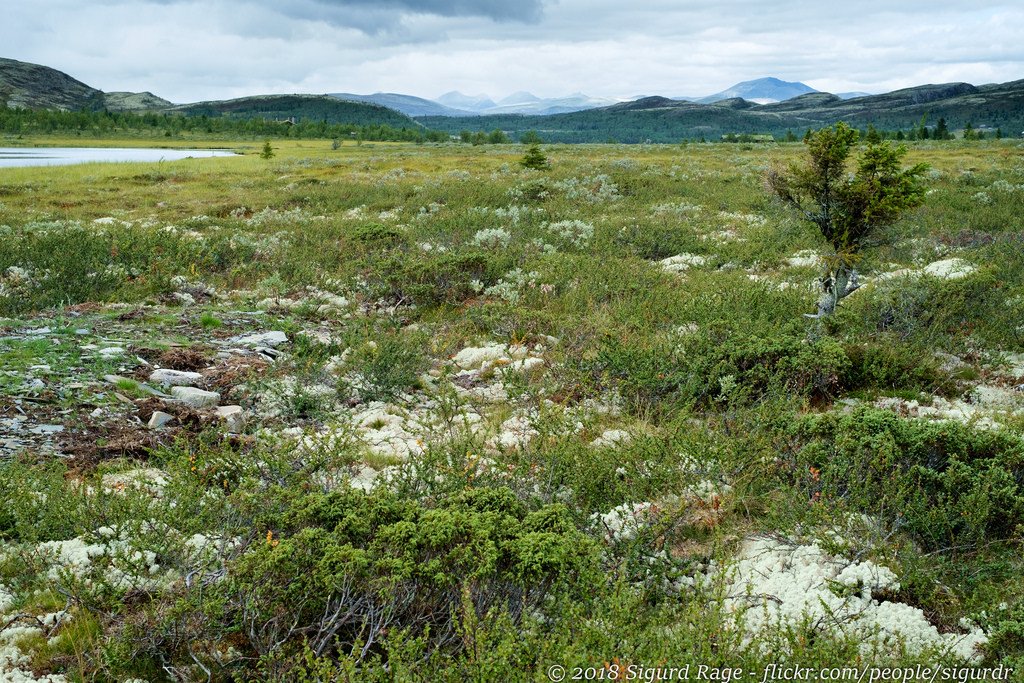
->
[488,413,538,451]
[34,528,167,591]
[452,343,530,372]
[592,502,655,543]
[873,388,1022,430]
[714,536,987,662]
[590,429,632,448]
[101,468,169,497]
[295,397,485,462]
[784,250,820,268]
[660,253,707,273]
[921,258,977,280]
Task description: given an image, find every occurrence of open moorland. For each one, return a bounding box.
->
[2,137,1024,681]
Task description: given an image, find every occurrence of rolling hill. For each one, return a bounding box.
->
[1,57,105,111]
[1,58,423,129]
[172,94,419,128]
[418,79,1024,142]
[0,57,171,112]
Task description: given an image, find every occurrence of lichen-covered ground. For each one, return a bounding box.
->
[2,138,1024,681]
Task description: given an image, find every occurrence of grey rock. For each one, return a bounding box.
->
[149,369,204,386]
[148,411,175,429]
[170,386,220,409]
[233,331,288,348]
[30,424,64,435]
[215,405,246,432]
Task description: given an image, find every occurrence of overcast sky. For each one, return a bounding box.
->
[5,0,1023,103]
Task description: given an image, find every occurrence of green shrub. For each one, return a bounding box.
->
[841,341,947,394]
[587,329,850,414]
[229,486,599,663]
[612,222,701,260]
[340,330,429,402]
[378,251,504,307]
[789,407,1024,551]
[348,222,409,252]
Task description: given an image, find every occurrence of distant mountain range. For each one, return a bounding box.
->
[418,80,1024,142]
[2,56,1022,143]
[695,77,818,104]
[330,79,848,117]
[331,90,619,117]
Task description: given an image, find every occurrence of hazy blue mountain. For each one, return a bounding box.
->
[433,90,615,115]
[436,91,497,112]
[699,77,817,104]
[329,92,468,117]
[497,91,542,106]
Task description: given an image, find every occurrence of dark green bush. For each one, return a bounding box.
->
[587,329,850,413]
[789,407,1024,551]
[348,222,409,252]
[377,251,503,307]
[612,223,701,260]
[229,486,599,663]
[841,341,947,394]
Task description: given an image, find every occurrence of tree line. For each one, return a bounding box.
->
[0,105,451,143]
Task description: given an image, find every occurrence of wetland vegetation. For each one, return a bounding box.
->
[1,134,1024,681]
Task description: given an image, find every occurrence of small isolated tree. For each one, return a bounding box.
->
[260,140,275,159]
[520,143,550,170]
[520,130,543,145]
[766,122,928,318]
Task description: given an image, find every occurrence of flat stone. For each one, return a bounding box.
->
[30,424,64,435]
[232,331,288,348]
[149,369,204,387]
[148,411,175,429]
[170,386,220,409]
[98,347,126,358]
[215,405,246,432]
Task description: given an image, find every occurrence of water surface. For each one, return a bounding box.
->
[0,147,238,168]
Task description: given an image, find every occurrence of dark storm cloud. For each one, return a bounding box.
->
[327,0,546,22]
[144,0,548,29]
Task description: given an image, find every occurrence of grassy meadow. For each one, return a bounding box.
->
[2,136,1024,681]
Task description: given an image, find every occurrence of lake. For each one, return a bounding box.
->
[0,147,239,168]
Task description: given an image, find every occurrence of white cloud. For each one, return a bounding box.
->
[2,0,1022,103]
